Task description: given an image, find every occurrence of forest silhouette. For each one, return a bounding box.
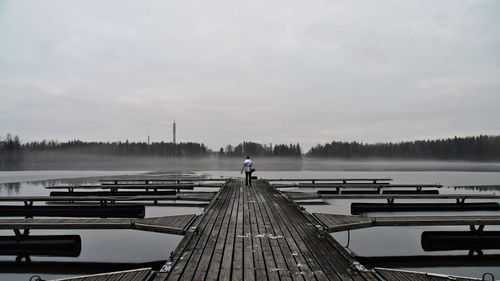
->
[1,134,499,163]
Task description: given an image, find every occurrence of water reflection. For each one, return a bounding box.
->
[0,182,21,195]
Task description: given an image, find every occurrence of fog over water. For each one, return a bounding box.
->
[3,153,500,172]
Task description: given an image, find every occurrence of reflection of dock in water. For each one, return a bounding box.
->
[1,177,499,280]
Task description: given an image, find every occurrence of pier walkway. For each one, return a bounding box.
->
[53,179,482,281]
[154,178,373,281]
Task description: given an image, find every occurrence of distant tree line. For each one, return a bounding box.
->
[2,134,500,161]
[0,135,302,158]
[14,139,208,157]
[0,134,22,167]
[220,141,302,157]
[0,133,21,151]
[307,135,500,161]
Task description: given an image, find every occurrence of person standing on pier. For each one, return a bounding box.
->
[241,155,254,186]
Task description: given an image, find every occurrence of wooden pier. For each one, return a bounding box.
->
[0,214,196,235]
[47,179,491,281]
[154,179,375,281]
[285,193,500,201]
[53,268,153,281]
[2,178,494,281]
[313,213,500,232]
[0,193,215,204]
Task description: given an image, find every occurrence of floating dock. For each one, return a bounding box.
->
[52,179,487,280]
[0,214,196,235]
[314,213,500,232]
[3,178,495,280]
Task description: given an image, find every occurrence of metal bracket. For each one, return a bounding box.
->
[16,255,31,263]
[14,228,30,239]
[468,249,483,256]
[23,200,33,207]
[470,225,485,233]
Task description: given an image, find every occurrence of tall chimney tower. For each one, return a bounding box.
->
[173,120,176,144]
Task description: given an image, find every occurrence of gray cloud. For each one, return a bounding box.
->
[1,0,499,150]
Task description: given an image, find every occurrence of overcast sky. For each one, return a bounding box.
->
[0,0,499,150]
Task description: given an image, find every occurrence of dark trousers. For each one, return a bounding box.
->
[245,172,252,186]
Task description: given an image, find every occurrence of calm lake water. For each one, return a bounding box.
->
[1,169,500,280]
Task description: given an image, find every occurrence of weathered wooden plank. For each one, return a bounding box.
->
[191,182,235,281]
[232,185,246,281]
[266,178,392,183]
[244,185,267,281]
[218,181,240,280]
[252,184,294,281]
[247,184,280,281]
[50,190,177,197]
[51,268,152,281]
[204,180,239,281]
[98,178,226,184]
[0,194,215,202]
[46,184,196,190]
[0,214,196,235]
[375,268,480,281]
[168,180,235,281]
[0,218,134,230]
[259,184,328,281]
[135,215,196,234]
[153,183,230,281]
[375,215,500,226]
[314,213,500,232]
[263,186,357,280]
[254,184,308,281]
[279,183,441,189]
[286,193,500,200]
[242,185,256,281]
